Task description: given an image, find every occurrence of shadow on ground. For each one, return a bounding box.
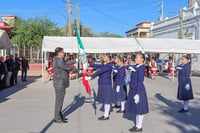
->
[40,93,85,133]
[155,93,200,133]
[0,76,40,103]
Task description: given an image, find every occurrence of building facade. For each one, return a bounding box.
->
[0,15,17,36]
[189,0,200,8]
[126,21,153,38]
[1,15,16,27]
[151,7,200,40]
[151,5,200,71]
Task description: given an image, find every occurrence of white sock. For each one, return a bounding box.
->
[136,115,139,128]
[104,104,110,118]
[184,101,189,110]
[121,101,125,111]
[137,114,144,129]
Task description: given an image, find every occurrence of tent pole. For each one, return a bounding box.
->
[42,50,44,83]
[44,51,47,82]
[172,53,175,82]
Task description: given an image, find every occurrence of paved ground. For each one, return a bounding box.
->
[0,74,200,133]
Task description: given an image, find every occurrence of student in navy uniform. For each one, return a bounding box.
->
[126,53,149,132]
[112,56,120,108]
[113,55,127,113]
[86,53,113,120]
[175,54,193,113]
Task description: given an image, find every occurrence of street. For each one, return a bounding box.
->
[0,75,200,133]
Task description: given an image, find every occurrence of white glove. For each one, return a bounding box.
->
[75,58,78,62]
[133,94,139,104]
[85,76,91,80]
[129,66,136,72]
[176,66,182,70]
[185,84,190,91]
[113,69,118,73]
[116,86,120,93]
[1,74,5,80]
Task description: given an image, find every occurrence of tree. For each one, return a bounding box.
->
[99,32,123,38]
[60,21,98,37]
[11,17,61,62]
[11,17,61,48]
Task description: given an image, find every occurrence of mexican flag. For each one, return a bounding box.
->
[75,28,88,70]
[75,28,91,95]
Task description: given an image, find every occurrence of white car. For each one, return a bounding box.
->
[156,59,168,72]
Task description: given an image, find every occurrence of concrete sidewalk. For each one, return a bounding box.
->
[0,76,200,133]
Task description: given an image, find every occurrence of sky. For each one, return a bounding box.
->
[0,0,189,36]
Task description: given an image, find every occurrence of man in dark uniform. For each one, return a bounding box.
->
[53,47,83,123]
[0,56,7,90]
[13,54,21,84]
[5,56,14,87]
[21,56,29,82]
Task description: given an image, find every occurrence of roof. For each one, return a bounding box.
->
[1,15,16,17]
[136,21,151,26]
[125,27,150,34]
[0,21,12,31]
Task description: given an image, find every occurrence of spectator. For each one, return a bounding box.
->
[21,56,29,82]
[13,54,21,84]
[9,55,15,86]
[5,56,14,87]
[0,56,7,89]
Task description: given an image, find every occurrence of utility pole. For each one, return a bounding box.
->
[179,9,184,39]
[161,1,164,20]
[76,3,80,36]
[67,0,72,36]
[157,1,164,21]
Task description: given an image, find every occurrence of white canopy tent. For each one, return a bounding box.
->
[42,36,200,82]
[0,29,12,49]
[136,38,200,54]
[42,36,142,53]
[136,38,200,81]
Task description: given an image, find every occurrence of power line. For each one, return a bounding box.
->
[79,0,133,27]
[80,0,158,9]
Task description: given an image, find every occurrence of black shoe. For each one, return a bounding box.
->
[54,119,68,123]
[178,108,189,113]
[62,118,68,121]
[134,128,142,132]
[98,116,109,120]
[113,105,121,109]
[129,126,137,132]
[116,109,125,113]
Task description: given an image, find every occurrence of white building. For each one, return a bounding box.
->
[151,6,200,39]
[151,3,200,71]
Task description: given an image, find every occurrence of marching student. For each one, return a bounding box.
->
[175,54,193,113]
[126,53,149,132]
[113,55,127,113]
[112,56,120,108]
[86,53,113,120]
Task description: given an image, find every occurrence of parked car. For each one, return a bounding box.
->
[156,59,168,72]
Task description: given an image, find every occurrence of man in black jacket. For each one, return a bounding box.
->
[13,54,21,84]
[21,56,29,82]
[53,47,84,123]
[5,56,14,87]
[0,56,7,89]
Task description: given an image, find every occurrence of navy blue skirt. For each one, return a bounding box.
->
[126,88,149,115]
[113,85,127,103]
[97,84,113,104]
[177,82,193,101]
